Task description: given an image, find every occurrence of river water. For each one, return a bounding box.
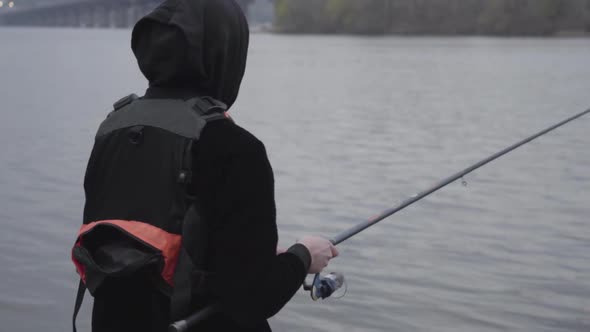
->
[0,28,589,332]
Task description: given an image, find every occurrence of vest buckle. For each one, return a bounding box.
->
[192,96,227,115]
[113,94,139,111]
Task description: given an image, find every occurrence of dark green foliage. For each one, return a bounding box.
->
[274,0,590,35]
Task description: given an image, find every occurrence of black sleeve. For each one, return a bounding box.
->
[207,137,311,326]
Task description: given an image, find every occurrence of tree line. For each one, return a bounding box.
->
[274,0,590,35]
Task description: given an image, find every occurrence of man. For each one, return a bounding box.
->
[77,0,338,331]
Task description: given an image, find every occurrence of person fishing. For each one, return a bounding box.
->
[70,0,338,331]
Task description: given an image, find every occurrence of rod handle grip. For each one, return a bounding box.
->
[168,321,188,332]
[168,303,221,332]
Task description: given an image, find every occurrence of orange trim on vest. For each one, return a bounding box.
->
[76,220,181,285]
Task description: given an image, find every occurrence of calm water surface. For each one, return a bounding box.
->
[0,28,589,332]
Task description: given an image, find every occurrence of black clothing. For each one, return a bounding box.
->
[92,112,312,331]
[90,1,311,331]
[131,0,249,108]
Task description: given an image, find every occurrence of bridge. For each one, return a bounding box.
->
[0,0,256,28]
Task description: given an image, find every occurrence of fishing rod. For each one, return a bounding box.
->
[330,108,590,245]
[170,108,590,332]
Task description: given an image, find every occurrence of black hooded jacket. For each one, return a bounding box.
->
[90,1,311,331]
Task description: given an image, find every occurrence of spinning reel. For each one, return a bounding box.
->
[303,272,346,301]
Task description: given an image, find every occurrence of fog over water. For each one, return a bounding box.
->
[0,28,589,331]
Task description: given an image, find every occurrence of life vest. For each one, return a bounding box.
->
[71,94,228,331]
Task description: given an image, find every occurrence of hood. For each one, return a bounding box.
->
[131,0,249,109]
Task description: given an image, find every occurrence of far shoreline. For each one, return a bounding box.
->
[250,25,590,38]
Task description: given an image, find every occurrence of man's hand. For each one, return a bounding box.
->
[297,236,339,274]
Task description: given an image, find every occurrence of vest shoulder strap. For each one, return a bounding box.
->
[97,95,228,140]
[72,279,86,332]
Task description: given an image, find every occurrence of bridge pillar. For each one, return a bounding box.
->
[115,5,127,28]
[79,8,91,28]
[56,10,67,27]
[123,5,134,27]
[65,8,79,27]
[92,5,109,28]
